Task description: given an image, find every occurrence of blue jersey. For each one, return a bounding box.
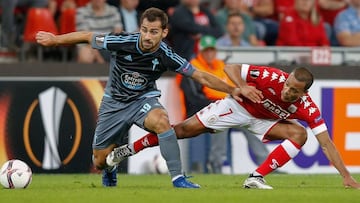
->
[91,32,195,102]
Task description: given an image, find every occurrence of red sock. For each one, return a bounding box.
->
[255,139,301,176]
[133,132,159,153]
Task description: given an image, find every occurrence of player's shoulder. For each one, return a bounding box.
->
[106,32,139,42]
[296,94,320,117]
[247,64,287,75]
[158,41,182,57]
[159,41,174,52]
[107,31,139,37]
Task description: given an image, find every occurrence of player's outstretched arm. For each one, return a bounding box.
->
[316,131,360,189]
[36,31,93,47]
[224,64,263,103]
[190,69,242,102]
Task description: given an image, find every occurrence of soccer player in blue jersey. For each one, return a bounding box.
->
[36,7,243,188]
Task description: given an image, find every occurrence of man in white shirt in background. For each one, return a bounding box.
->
[118,0,140,32]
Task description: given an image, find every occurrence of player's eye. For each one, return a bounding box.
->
[150,30,159,35]
[290,88,299,94]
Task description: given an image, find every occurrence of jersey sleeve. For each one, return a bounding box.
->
[304,109,328,136]
[91,32,135,51]
[299,96,328,136]
[175,62,196,77]
[91,33,108,50]
[240,64,286,84]
[160,42,195,77]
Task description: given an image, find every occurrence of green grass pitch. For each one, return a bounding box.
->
[1,174,360,203]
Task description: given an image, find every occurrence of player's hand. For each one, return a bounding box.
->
[36,31,57,46]
[343,176,360,189]
[238,85,263,103]
[230,87,243,102]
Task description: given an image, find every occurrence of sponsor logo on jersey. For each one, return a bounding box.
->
[262,99,290,119]
[262,69,270,79]
[121,72,148,90]
[300,96,313,109]
[300,95,318,116]
[279,74,286,83]
[308,107,317,116]
[271,72,279,81]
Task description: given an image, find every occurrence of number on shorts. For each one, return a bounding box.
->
[140,103,152,113]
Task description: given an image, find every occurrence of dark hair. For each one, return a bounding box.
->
[292,67,314,91]
[140,7,168,30]
[227,12,243,24]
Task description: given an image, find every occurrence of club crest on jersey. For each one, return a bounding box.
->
[152,58,159,71]
[262,99,290,119]
[124,55,132,61]
[267,88,276,95]
[121,72,148,90]
[288,104,297,113]
[207,115,218,124]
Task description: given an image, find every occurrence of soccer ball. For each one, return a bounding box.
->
[0,159,32,189]
[141,154,169,174]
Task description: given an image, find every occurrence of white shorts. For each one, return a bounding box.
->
[195,96,280,142]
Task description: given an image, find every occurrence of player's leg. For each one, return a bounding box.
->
[108,115,213,163]
[108,97,240,169]
[253,120,306,176]
[92,96,133,187]
[244,120,307,189]
[142,107,200,188]
[241,128,269,166]
[107,97,200,188]
[93,144,117,169]
[93,144,118,187]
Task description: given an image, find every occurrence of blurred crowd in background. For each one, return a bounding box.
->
[0,0,358,62]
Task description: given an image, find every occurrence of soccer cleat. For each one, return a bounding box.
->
[106,144,134,166]
[102,166,117,187]
[172,176,201,189]
[243,174,273,189]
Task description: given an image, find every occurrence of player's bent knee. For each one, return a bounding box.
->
[152,116,171,133]
[145,109,171,133]
[289,125,307,146]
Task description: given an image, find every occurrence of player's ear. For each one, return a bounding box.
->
[162,28,168,38]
